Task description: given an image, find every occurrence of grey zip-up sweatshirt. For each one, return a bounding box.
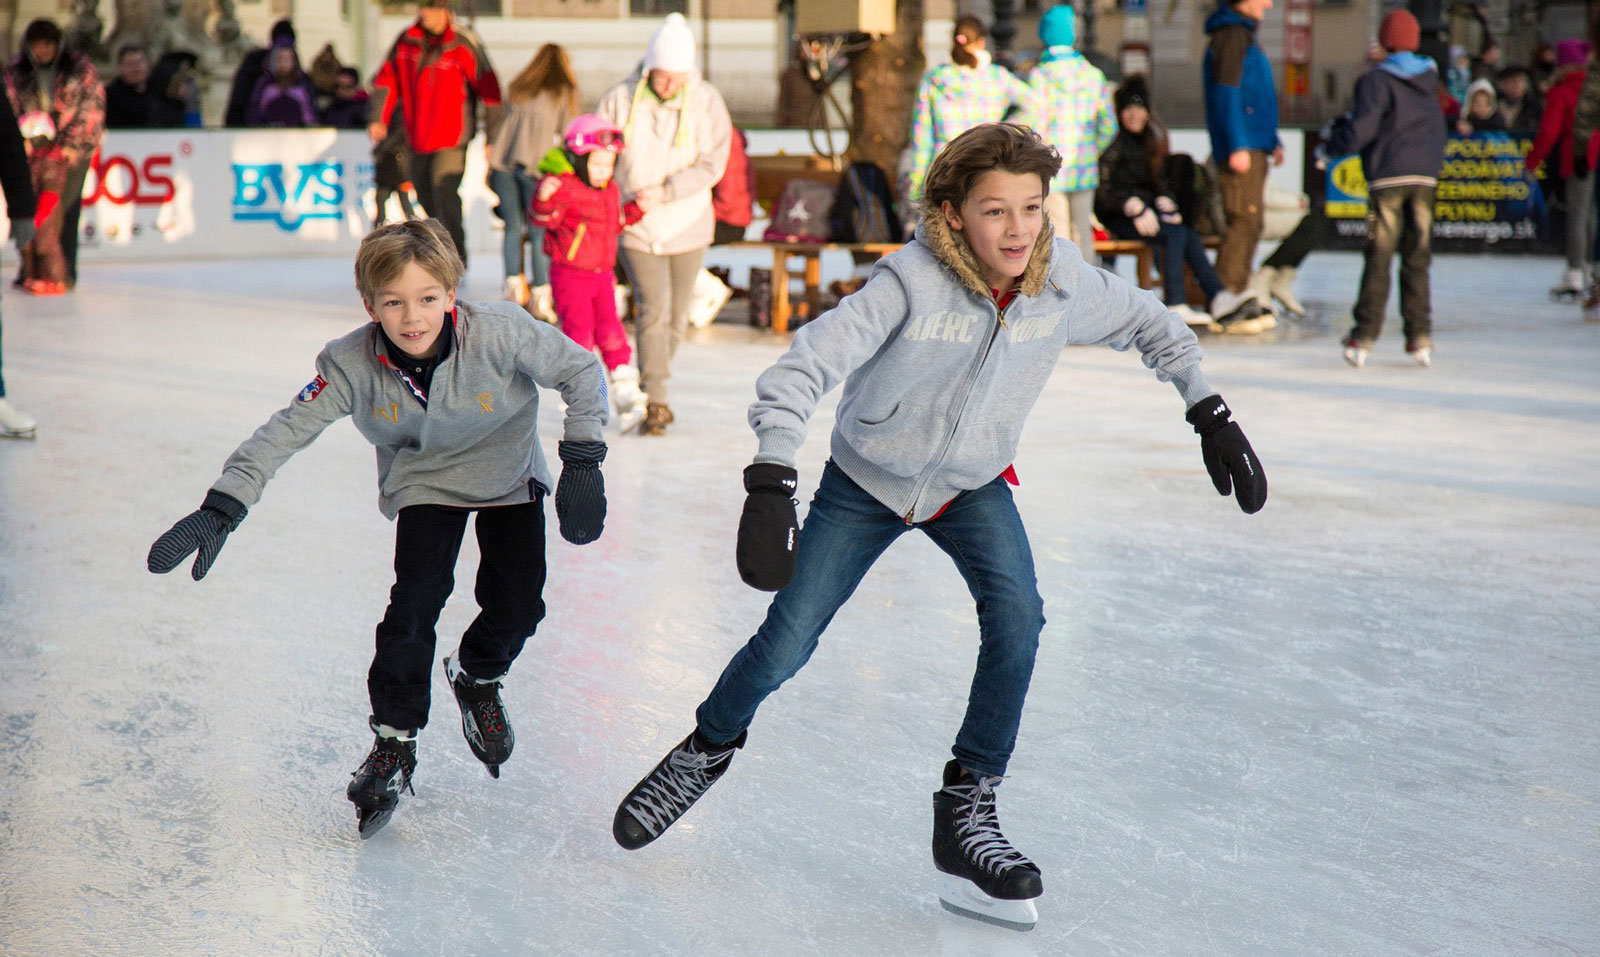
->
[750,212,1215,522]
[210,298,608,519]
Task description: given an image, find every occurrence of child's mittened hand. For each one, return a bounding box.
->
[537,176,561,203]
[1184,396,1267,514]
[555,440,607,545]
[737,464,800,591]
[147,491,249,580]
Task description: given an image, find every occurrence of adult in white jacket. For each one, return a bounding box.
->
[596,14,732,436]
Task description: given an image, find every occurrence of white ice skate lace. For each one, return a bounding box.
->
[627,744,734,837]
[951,777,1035,876]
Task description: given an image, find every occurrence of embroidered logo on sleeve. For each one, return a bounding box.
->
[298,375,328,402]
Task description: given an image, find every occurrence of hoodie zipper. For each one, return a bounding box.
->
[902,295,1009,523]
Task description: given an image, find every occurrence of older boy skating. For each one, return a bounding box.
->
[611,124,1267,930]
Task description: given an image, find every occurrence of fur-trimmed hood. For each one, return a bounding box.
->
[914,204,1057,301]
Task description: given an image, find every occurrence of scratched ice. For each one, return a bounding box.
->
[2,250,1596,955]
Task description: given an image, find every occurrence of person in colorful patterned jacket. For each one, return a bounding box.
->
[1026,4,1115,261]
[906,16,1036,202]
[532,115,655,433]
[369,0,503,264]
[146,219,611,839]
[2,18,103,297]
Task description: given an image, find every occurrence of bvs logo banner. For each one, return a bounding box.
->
[232,162,345,230]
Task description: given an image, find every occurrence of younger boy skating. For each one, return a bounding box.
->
[611,124,1267,930]
[147,219,611,838]
[531,114,654,432]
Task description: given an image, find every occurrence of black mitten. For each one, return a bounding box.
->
[147,491,249,580]
[736,463,799,591]
[1185,395,1267,514]
[555,440,607,545]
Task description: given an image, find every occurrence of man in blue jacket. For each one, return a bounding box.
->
[1204,0,1282,332]
[1322,10,1447,368]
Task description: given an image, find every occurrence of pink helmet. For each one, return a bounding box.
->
[564,114,625,155]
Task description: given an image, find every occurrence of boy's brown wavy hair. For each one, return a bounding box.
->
[921,123,1062,215]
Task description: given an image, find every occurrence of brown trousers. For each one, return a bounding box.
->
[1215,150,1269,292]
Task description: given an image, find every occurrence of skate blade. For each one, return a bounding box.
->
[356,805,396,839]
[0,429,36,440]
[938,874,1038,932]
[486,764,500,779]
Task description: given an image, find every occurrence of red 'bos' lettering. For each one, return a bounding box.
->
[84,154,176,206]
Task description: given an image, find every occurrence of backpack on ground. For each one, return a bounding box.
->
[763,178,836,243]
[827,161,901,243]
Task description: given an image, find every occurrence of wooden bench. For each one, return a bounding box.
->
[727,235,1218,333]
[723,240,900,333]
[740,155,1223,331]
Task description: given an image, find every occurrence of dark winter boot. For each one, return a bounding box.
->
[613,728,747,849]
[347,719,418,839]
[443,654,514,778]
[932,760,1043,902]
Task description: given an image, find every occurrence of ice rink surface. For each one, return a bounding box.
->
[2,250,1597,956]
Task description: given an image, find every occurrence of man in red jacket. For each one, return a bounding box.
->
[369,0,502,263]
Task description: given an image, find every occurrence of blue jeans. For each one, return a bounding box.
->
[696,461,1046,778]
[489,166,548,285]
[1107,217,1224,307]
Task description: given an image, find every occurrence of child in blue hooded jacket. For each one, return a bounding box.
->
[610,123,1268,929]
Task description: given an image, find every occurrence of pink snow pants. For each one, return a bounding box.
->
[551,262,631,371]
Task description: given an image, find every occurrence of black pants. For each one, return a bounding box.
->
[1351,185,1435,348]
[408,146,469,264]
[1262,207,1325,270]
[61,161,89,285]
[368,500,546,731]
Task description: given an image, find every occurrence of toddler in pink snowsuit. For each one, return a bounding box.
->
[531,114,653,432]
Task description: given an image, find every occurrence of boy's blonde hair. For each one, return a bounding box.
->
[921,123,1063,215]
[354,219,465,303]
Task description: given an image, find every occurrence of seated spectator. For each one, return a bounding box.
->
[1496,66,1542,131]
[1094,76,1243,330]
[320,67,369,128]
[105,45,156,129]
[226,18,295,127]
[248,40,317,127]
[1457,78,1505,134]
[148,50,200,127]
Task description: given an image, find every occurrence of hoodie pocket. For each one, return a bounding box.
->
[942,417,1024,488]
[838,402,943,478]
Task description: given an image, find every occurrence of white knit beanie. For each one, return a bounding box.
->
[644,13,697,74]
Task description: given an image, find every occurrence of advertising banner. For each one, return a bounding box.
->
[1321,130,1553,252]
[0,129,498,262]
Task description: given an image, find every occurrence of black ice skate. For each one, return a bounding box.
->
[443,654,513,778]
[932,760,1043,931]
[347,720,417,839]
[612,728,747,849]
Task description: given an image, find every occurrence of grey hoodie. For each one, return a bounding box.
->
[210,299,608,519]
[750,213,1215,522]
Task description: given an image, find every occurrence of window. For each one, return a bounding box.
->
[631,0,689,15]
